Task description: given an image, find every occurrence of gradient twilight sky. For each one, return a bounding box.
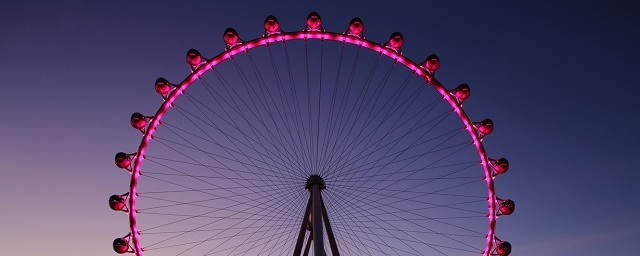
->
[1,1,639,255]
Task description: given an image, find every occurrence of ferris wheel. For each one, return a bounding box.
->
[108,13,515,256]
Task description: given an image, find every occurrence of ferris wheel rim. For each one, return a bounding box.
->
[125,30,498,256]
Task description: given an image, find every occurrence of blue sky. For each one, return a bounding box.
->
[1,1,639,255]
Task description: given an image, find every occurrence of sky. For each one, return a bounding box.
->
[1,1,639,256]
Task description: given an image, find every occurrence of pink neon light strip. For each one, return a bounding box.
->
[128,31,496,256]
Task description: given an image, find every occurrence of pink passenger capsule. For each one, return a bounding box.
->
[451,83,470,102]
[223,28,242,48]
[130,112,147,130]
[476,119,494,136]
[264,15,282,36]
[499,199,515,215]
[306,12,323,31]
[496,241,512,256]
[492,158,510,174]
[109,194,126,211]
[423,54,440,74]
[115,152,132,169]
[385,32,404,53]
[346,17,364,37]
[155,77,172,95]
[186,49,203,69]
[113,237,129,254]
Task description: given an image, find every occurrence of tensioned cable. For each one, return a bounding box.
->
[134,38,489,255]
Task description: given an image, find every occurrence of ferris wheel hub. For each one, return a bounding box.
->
[305,174,326,190]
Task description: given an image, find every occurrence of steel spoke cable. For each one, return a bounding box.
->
[140,186,304,253]
[282,41,314,177]
[326,194,473,255]
[330,110,464,207]
[143,154,299,182]
[323,79,437,181]
[323,190,398,255]
[321,51,381,172]
[139,137,306,253]
[228,52,306,180]
[325,123,462,217]
[321,45,363,176]
[136,172,303,233]
[327,143,479,228]
[328,160,478,183]
[142,121,295,231]
[219,189,304,256]
[136,182,303,213]
[325,115,461,182]
[192,184,303,256]
[139,119,308,253]
[318,43,346,179]
[204,66,309,175]
[327,87,445,183]
[324,55,383,169]
[264,42,312,179]
[162,94,304,177]
[303,40,315,175]
[324,165,484,253]
[316,40,324,177]
[245,47,312,182]
[209,62,309,180]
[329,177,487,236]
[151,128,297,182]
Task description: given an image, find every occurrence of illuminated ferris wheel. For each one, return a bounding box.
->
[109,12,515,256]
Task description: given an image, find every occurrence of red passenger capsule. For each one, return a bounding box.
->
[492,158,510,174]
[223,28,242,49]
[346,17,364,37]
[451,83,470,103]
[423,54,440,74]
[186,49,203,69]
[476,119,494,136]
[130,112,147,130]
[113,237,129,254]
[305,12,323,31]
[496,241,512,256]
[385,32,404,53]
[155,77,172,95]
[499,199,516,215]
[115,152,131,169]
[264,15,282,36]
[109,194,126,211]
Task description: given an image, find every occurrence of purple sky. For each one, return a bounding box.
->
[1,1,639,255]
